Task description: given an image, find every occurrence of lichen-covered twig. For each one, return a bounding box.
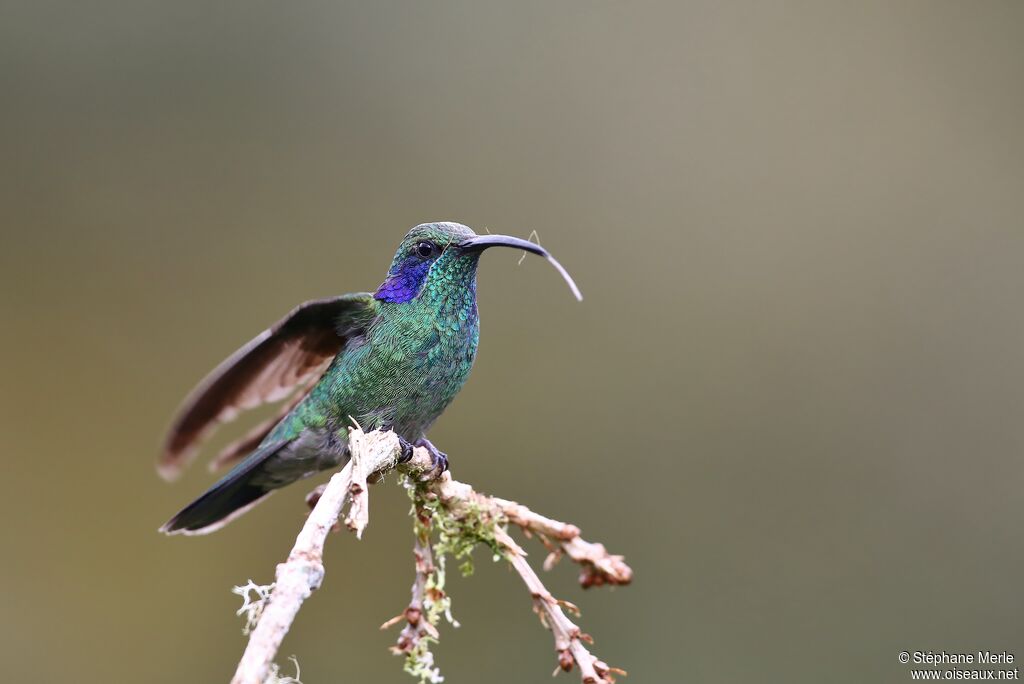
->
[381,501,447,683]
[387,474,628,683]
[231,428,632,684]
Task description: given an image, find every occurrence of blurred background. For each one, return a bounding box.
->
[2,2,1022,682]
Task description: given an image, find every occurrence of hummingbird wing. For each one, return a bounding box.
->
[158,292,377,480]
[207,390,307,473]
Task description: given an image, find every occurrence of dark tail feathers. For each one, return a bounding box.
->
[160,440,289,535]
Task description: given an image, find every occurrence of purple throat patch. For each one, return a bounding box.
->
[374,258,432,303]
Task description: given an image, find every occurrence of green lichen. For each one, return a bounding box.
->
[434,498,501,577]
[403,637,443,684]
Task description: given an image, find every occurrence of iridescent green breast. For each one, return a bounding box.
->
[303,282,479,438]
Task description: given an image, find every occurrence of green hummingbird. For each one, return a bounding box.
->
[159,222,581,535]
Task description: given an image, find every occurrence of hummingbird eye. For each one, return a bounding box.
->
[415,241,436,258]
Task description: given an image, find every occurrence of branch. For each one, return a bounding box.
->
[390,472,627,682]
[231,429,409,684]
[230,428,632,684]
[380,502,447,683]
[495,527,625,683]
[493,497,633,588]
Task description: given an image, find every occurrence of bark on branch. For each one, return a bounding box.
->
[230,428,631,684]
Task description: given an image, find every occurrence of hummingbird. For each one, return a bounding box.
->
[159,222,581,535]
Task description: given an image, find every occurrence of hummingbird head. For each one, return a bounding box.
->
[374,222,582,304]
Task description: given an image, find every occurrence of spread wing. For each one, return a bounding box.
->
[158,293,377,480]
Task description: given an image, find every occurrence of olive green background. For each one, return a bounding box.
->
[2,2,1022,682]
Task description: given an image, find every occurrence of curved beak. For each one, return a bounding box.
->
[458,234,583,301]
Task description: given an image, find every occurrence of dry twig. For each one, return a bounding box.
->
[493,496,633,588]
[231,428,631,684]
[495,528,626,683]
[230,429,406,684]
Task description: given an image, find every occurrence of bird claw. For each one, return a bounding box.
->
[415,438,449,479]
[395,435,448,478]
[396,436,415,464]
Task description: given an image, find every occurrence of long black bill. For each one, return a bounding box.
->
[459,234,583,301]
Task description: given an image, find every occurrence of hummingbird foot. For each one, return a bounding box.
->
[396,435,416,464]
[394,434,447,478]
[414,438,449,479]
